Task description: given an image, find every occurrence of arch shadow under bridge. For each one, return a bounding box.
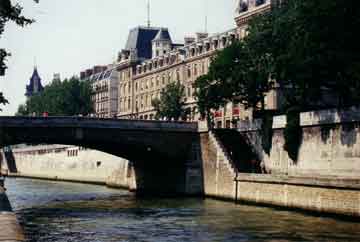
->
[0,117,203,196]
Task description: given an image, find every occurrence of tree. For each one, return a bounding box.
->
[0,92,9,111]
[0,0,39,111]
[258,0,360,109]
[151,82,186,121]
[194,40,273,119]
[16,76,94,116]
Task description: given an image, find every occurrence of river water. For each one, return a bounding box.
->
[4,177,360,242]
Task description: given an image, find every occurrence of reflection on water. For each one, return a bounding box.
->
[5,178,360,242]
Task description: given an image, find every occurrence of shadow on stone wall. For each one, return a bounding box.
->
[341,123,357,147]
[213,129,261,173]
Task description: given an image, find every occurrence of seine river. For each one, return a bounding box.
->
[4,178,360,242]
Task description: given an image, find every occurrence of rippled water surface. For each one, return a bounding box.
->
[5,178,360,242]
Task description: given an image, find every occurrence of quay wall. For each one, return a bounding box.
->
[199,107,360,217]
[0,185,25,241]
[1,145,131,188]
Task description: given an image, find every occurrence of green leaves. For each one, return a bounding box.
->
[194,39,273,119]
[16,77,94,116]
[151,81,186,121]
[269,0,360,109]
[0,92,9,111]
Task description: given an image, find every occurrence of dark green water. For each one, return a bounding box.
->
[4,178,360,242]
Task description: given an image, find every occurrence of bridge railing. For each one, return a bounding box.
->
[0,116,199,132]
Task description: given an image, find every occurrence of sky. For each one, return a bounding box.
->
[0,0,237,115]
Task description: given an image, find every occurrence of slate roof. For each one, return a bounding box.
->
[125,26,172,60]
[153,28,172,42]
[26,67,44,97]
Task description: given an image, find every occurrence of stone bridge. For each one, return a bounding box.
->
[0,117,202,196]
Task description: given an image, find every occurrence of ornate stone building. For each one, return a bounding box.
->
[87,0,279,126]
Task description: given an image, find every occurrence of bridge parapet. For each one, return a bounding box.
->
[0,117,198,133]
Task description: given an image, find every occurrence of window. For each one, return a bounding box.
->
[255,0,266,6]
[214,40,218,49]
[156,76,159,86]
[206,43,211,51]
[222,37,227,47]
[239,0,248,12]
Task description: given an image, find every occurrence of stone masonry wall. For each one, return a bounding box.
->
[2,145,130,186]
[200,107,360,216]
[236,175,360,217]
[241,108,360,177]
[200,133,236,200]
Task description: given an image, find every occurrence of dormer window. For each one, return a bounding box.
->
[255,0,266,6]
[205,43,211,52]
[199,46,203,54]
[222,37,227,47]
[214,40,219,49]
[238,0,248,13]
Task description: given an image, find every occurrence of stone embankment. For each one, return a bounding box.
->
[0,181,25,242]
[1,145,130,188]
[198,107,360,217]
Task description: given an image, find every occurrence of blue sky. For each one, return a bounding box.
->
[0,0,237,115]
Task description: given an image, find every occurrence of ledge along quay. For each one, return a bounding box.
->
[0,175,25,242]
[1,0,360,241]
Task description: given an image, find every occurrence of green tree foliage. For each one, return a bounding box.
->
[0,92,9,111]
[194,40,273,119]
[257,0,360,109]
[151,82,186,121]
[16,76,94,116]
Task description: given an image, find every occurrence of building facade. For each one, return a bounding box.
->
[87,0,278,127]
[88,66,119,118]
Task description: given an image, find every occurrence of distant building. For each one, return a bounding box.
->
[89,66,119,118]
[80,65,107,81]
[52,73,61,82]
[25,66,44,98]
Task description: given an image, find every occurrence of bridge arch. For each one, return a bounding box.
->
[0,117,201,196]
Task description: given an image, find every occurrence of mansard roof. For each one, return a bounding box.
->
[153,28,172,42]
[125,26,172,60]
